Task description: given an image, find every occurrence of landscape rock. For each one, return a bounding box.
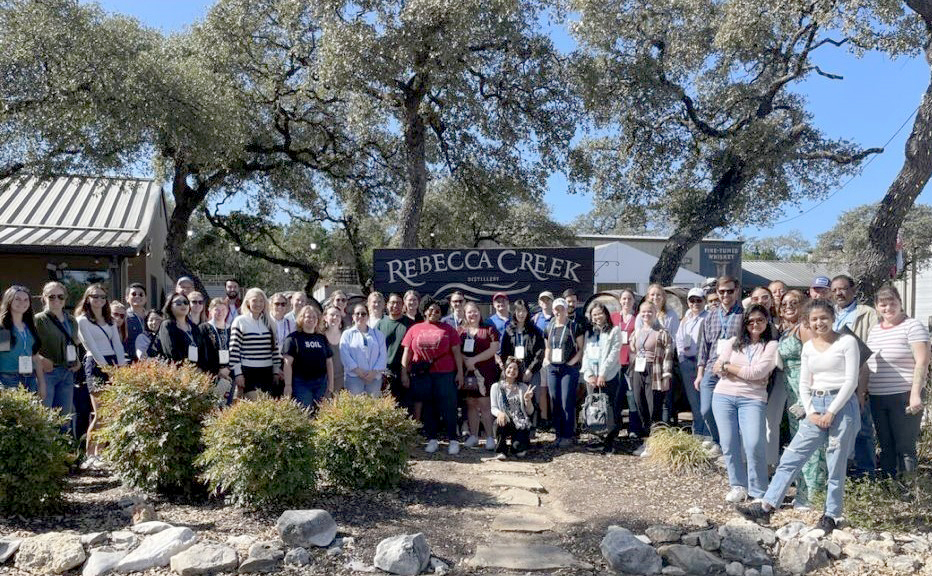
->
[646,525,682,545]
[689,514,711,528]
[601,526,662,575]
[429,557,449,575]
[227,535,257,549]
[15,532,86,574]
[822,540,842,559]
[496,487,540,507]
[698,529,722,552]
[834,558,864,572]
[345,559,378,572]
[486,474,546,492]
[82,547,128,576]
[657,544,726,576]
[373,533,431,576]
[468,543,580,571]
[720,518,777,546]
[867,538,898,554]
[720,520,772,567]
[682,532,701,547]
[131,521,173,535]
[745,569,760,576]
[663,567,687,576]
[238,541,283,573]
[491,511,554,532]
[760,566,774,576]
[0,538,22,564]
[81,532,109,547]
[902,539,931,555]
[829,529,856,545]
[326,547,342,556]
[115,526,197,573]
[887,555,922,573]
[276,510,337,548]
[775,522,807,542]
[284,547,310,566]
[842,543,888,567]
[131,503,158,524]
[108,531,139,551]
[169,543,238,576]
[778,538,830,575]
[726,561,744,576]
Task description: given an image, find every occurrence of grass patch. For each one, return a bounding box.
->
[645,425,714,475]
[811,472,932,533]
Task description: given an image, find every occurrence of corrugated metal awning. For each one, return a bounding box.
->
[742,260,849,289]
[0,175,162,256]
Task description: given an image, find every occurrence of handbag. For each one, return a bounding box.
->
[463,371,485,394]
[580,392,614,434]
[410,360,431,377]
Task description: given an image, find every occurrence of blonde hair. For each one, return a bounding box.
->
[41,281,67,310]
[242,288,276,341]
[646,283,667,314]
[296,305,321,334]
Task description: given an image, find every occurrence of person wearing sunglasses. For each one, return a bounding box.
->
[269,292,292,354]
[442,291,467,328]
[340,304,387,397]
[35,282,80,427]
[694,275,744,452]
[76,284,127,468]
[110,301,128,348]
[123,283,148,361]
[151,294,205,370]
[676,287,708,439]
[187,291,208,327]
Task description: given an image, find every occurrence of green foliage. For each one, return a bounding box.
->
[0,387,71,515]
[313,392,420,490]
[742,232,812,261]
[645,425,714,475]
[198,396,317,508]
[99,361,217,496]
[810,473,932,533]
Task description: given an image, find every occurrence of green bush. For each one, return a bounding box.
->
[810,474,932,532]
[313,392,420,490]
[645,425,714,475]
[99,361,216,496]
[0,387,71,514]
[198,395,317,507]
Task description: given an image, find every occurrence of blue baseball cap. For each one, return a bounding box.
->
[810,276,831,289]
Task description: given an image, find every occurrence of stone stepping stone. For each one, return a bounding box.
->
[483,461,537,475]
[487,475,546,493]
[496,487,540,507]
[491,511,554,533]
[468,543,579,570]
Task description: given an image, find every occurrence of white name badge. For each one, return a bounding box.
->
[634,355,647,373]
[514,345,526,360]
[620,331,629,345]
[218,350,230,364]
[551,348,564,364]
[18,355,33,374]
[462,338,475,353]
[188,345,199,363]
[66,345,77,363]
[716,339,728,355]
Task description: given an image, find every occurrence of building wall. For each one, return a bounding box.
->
[577,235,743,279]
[0,253,116,307]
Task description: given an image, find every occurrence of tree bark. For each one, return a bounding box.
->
[394,81,428,248]
[858,4,932,299]
[164,163,209,295]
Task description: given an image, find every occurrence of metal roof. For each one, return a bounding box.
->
[742,260,849,289]
[0,175,162,256]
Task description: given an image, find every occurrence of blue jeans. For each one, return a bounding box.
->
[762,392,861,519]
[712,392,768,498]
[44,367,75,432]
[0,372,38,394]
[344,374,382,397]
[679,357,705,437]
[852,397,876,477]
[547,363,580,441]
[292,375,328,408]
[699,370,720,443]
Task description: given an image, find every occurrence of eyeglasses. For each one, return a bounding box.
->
[717,288,736,295]
[47,294,66,300]
[746,317,767,325]
[273,302,287,307]
[190,299,204,305]
[112,312,126,318]
[353,311,369,317]
[172,300,190,307]
[334,298,346,303]
[781,301,799,308]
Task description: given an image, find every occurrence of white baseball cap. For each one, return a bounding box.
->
[552,298,568,310]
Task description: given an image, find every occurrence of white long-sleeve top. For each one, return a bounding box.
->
[339,326,387,375]
[582,326,622,381]
[798,334,860,416]
[77,315,127,366]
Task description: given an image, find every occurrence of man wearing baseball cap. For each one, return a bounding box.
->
[809,276,831,300]
[677,287,709,439]
[487,292,511,335]
[533,291,554,334]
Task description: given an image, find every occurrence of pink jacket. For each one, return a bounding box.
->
[713,337,779,403]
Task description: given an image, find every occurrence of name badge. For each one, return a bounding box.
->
[18,355,33,374]
[716,339,728,355]
[514,345,526,360]
[634,355,647,373]
[620,331,629,345]
[218,350,230,364]
[188,345,199,363]
[66,344,77,363]
[551,348,564,364]
[463,338,475,353]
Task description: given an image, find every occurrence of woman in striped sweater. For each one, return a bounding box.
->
[230,288,283,400]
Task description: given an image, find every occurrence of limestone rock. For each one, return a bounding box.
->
[284,547,310,566]
[131,521,173,535]
[238,541,283,574]
[429,557,449,575]
[131,503,158,524]
[682,532,701,547]
[496,487,539,507]
[720,518,777,546]
[720,519,772,567]
[760,565,774,576]
[745,569,760,576]
[115,526,197,573]
[699,529,722,552]
[601,526,662,575]
[726,561,744,576]
[15,532,86,574]
[82,547,128,576]
[373,533,431,576]
[0,538,22,564]
[887,555,922,573]
[822,540,842,560]
[276,510,337,548]
[842,543,889,567]
[468,543,579,571]
[646,525,682,545]
[81,532,109,547]
[663,567,687,576]
[778,538,830,575]
[108,531,139,551]
[657,544,726,576]
[169,543,238,576]
[491,511,554,533]
[486,474,546,492]
[227,535,257,549]
[775,522,807,542]
[830,529,856,545]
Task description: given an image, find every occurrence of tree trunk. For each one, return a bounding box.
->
[164,165,209,295]
[858,18,932,299]
[394,85,428,248]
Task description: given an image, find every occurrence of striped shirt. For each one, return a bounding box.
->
[229,314,282,377]
[866,317,929,396]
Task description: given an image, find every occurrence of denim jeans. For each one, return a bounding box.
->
[0,372,38,394]
[547,363,580,441]
[44,367,75,432]
[699,370,720,444]
[344,374,382,397]
[292,375,328,408]
[870,392,923,477]
[679,357,705,437]
[712,392,768,498]
[852,397,876,477]
[762,392,861,519]
[414,371,458,441]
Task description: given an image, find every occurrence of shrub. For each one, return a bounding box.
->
[98,361,216,496]
[810,474,932,532]
[313,392,420,490]
[0,387,71,514]
[645,425,713,475]
[198,396,317,507]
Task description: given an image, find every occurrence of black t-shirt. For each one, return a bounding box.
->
[547,320,586,366]
[283,332,333,380]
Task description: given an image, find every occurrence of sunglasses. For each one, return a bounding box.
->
[353,311,369,317]
[688,297,704,303]
[129,291,145,297]
[172,300,190,307]
[450,299,465,304]
[746,317,767,325]
[273,302,288,307]
[47,294,66,300]
[112,312,126,318]
[717,288,736,295]
[190,299,204,305]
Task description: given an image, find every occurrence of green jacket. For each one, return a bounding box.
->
[35,311,80,368]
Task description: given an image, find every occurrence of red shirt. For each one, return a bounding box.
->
[458,325,500,385]
[611,311,636,366]
[402,321,462,374]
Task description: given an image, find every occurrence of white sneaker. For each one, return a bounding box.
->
[725,486,748,503]
[485,437,496,451]
[706,443,723,457]
[80,456,99,471]
[425,439,440,453]
[701,439,715,450]
[448,440,460,455]
[464,435,479,448]
[633,442,647,457]
[494,452,507,461]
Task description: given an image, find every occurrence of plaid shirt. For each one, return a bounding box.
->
[631,327,674,391]
[697,303,744,371]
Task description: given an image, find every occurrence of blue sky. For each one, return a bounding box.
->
[96,0,928,246]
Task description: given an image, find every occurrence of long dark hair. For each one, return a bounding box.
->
[76,284,113,325]
[510,299,532,331]
[0,285,41,354]
[587,301,615,336]
[733,304,774,352]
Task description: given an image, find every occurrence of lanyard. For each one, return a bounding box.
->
[15,326,29,356]
[550,323,569,350]
[515,331,524,347]
[744,342,760,365]
[210,324,228,349]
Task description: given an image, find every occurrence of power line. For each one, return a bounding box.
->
[773,103,921,225]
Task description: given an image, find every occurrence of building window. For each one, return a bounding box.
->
[61,269,112,304]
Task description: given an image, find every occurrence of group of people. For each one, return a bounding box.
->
[0,272,927,529]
